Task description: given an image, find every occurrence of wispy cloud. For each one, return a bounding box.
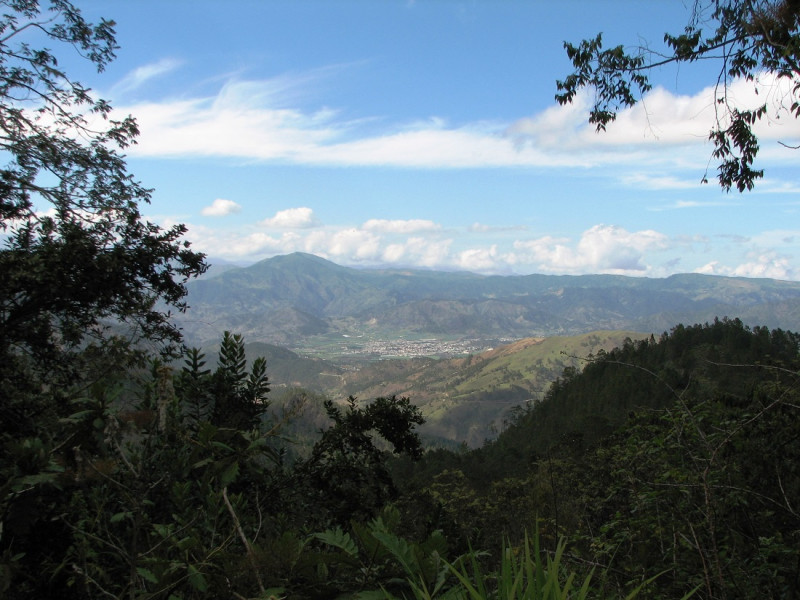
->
[469,222,529,233]
[750,178,800,194]
[111,58,183,96]
[649,199,743,211]
[621,174,701,190]
[362,219,440,233]
[749,228,800,248]
[116,68,800,179]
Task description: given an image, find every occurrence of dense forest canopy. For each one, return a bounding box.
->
[396,318,800,599]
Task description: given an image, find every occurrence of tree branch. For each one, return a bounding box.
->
[222,486,266,596]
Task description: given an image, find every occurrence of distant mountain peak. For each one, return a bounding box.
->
[252,252,351,272]
[180,253,800,348]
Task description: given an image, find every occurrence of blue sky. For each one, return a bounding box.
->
[74,0,799,279]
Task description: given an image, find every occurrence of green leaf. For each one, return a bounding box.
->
[314,527,359,557]
[15,472,60,488]
[60,410,96,422]
[191,457,214,469]
[211,441,235,452]
[136,567,159,584]
[371,529,417,578]
[220,461,240,486]
[176,536,196,551]
[187,564,208,592]
[110,511,132,523]
[349,591,387,600]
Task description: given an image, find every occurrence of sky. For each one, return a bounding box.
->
[69,0,800,279]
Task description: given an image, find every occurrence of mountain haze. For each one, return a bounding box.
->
[177,253,800,349]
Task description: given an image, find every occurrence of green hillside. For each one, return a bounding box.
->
[202,330,650,448]
[336,331,650,446]
[187,340,344,393]
[396,318,800,599]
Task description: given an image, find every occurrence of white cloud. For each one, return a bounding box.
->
[166,220,286,258]
[697,252,795,280]
[178,217,674,276]
[649,199,743,211]
[382,243,407,263]
[508,73,800,173]
[362,218,440,233]
[514,73,800,149]
[754,179,800,194]
[621,173,701,190]
[227,232,284,255]
[302,228,382,261]
[201,198,241,217]
[456,246,500,271]
[260,207,318,228]
[123,87,342,160]
[113,69,800,178]
[511,225,669,274]
[112,59,182,96]
[299,126,566,168]
[164,210,798,281]
[468,222,528,233]
[403,236,453,267]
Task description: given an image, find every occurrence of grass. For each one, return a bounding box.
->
[381,530,698,600]
[446,534,594,600]
[378,530,597,600]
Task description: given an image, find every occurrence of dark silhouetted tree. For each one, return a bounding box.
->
[556,0,800,191]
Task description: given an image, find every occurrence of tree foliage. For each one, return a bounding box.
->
[0,6,208,582]
[555,0,800,191]
[400,319,800,599]
[5,3,800,598]
[0,327,432,598]
[47,348,280,599]
[0,4,433,596]
[0,0,206,399]
[587,375,800,599]
[296,395,425,527]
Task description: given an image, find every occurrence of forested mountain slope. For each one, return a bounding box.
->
[200,332,649,447]
[336,331,649,446]
[177,253,800,347]
[398,318,800,599]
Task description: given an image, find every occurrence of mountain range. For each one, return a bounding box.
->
[174,253,800,446]
[176,252,800,350]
